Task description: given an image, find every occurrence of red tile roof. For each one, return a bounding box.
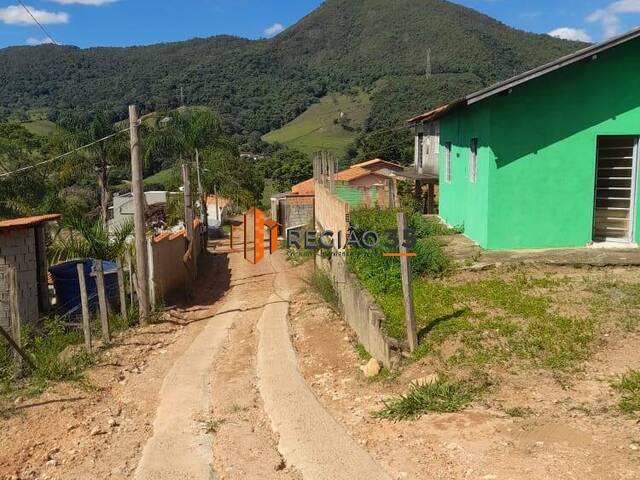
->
[0,214,61,231]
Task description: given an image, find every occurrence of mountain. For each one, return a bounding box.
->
[0,0,584,136]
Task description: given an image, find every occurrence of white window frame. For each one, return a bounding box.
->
[445,142,452,184]
[470,137,478,184]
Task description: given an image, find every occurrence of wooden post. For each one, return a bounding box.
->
[397,212,418,352]
[182,163,194,242]
[116,260,127,320]
[230,224,234,250]
[126,251,134,305]
[129,105,150,324]
[7,267,22,367]
[76,263,92,352]
[0,324,34,370]
[93,261,111,343]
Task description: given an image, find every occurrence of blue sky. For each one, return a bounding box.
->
[0,0,639,49]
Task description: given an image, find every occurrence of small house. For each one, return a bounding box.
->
[409,27,640,250]
[0,214,60,330]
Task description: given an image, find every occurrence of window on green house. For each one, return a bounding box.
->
[470,137,478,183]
[445,142,452,183]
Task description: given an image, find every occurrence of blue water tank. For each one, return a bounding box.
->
[49,259,119,315]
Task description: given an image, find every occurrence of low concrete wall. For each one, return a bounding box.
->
[316,254,402,369]
[148,222,202,306]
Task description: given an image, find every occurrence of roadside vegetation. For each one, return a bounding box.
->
[0,305,145,403]
[611,370,640,414]
[342,207,640,419]
[375,374,491,420]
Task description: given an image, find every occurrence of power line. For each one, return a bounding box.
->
[17,0,59,46]
[0,125,135,179]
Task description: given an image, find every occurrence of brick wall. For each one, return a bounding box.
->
[0,228,39,331]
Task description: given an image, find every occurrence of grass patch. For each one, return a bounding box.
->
[263,92,371,156]
[309,270,339,309]
[204,417,227,434]
[374,374,490,420]
[368,367,401,385]
[355,343,371,361]
[505,406,533,418]
[611,370,640,414]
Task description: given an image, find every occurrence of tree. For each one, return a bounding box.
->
[49,216,134,264]
[62,111,129,226]
[266,148,312,192]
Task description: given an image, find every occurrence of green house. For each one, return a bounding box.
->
[409,28,640,250]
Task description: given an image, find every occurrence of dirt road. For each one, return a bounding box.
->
[0,245,394,480]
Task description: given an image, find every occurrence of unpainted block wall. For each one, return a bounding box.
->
[284,196,314,230]
[0,228,39,331]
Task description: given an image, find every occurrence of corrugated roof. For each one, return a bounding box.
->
[408,26,640,124]
[0,214,61,231]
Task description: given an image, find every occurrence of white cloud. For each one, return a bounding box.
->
[587,0,640,39]
[548,27,592,42]
[49,0,118,5]
[0,5,69,25]
[610,0,640,13]
[264,23,284,37]
[26,36,55,45]
[587,9,622,38]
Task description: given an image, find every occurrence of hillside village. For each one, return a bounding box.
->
[1,1,640,479]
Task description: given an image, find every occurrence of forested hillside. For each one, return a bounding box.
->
[0,0,584,136]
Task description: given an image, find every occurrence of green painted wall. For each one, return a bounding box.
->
[438,38,640,250]
[336,184,381,207]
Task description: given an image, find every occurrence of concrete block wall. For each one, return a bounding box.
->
[316,254,402,368]
[0,228,39,331]
[284,196,314,230]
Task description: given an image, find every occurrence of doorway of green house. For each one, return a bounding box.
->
[593,136,639,244]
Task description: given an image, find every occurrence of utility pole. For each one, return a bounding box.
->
[426,48,432,78]
[129,105,150,324]
[182,163,194,242]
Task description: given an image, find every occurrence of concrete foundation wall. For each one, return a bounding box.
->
[316,254,401,368]
[0,228,39,330]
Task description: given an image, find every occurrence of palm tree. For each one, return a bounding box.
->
[64,112,129,226]
[49,215,134,264]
